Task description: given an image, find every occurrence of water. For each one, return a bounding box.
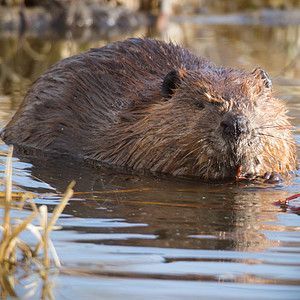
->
[0,9,300,300]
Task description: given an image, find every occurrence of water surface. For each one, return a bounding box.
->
[0,11,300,300]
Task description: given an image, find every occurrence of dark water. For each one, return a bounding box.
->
[0,11,300,300]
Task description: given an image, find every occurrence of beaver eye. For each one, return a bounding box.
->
[195,102,204,110]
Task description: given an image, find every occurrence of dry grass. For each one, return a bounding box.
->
[0,146,75,298]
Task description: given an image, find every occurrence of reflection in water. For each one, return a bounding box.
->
[0,7,300,299]
[0,155,297,300]
[5,266,59,299]
[1,149,298,284]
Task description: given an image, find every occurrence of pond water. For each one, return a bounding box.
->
[0,9,300,300]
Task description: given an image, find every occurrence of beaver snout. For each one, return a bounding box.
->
[220,114,249,141]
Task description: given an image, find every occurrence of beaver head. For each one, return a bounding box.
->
[97,66,297,181]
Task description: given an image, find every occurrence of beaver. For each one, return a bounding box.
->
[1,37,298,182]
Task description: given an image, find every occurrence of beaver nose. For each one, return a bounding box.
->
[221,115,249,140]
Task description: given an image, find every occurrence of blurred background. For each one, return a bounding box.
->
[0,0,300,114]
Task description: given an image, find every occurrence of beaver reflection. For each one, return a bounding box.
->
[10,153,281,252]
[1,38,297,181]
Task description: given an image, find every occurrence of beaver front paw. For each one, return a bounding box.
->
[263,172,283,184]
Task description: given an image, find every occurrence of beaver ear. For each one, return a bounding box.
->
[252,67,272,89]
[162,70,181,98]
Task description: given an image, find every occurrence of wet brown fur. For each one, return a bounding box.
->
[1,38,298,180]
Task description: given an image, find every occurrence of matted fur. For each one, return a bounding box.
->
[1,38,298,180]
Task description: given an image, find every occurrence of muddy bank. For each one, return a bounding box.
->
[0,2,147,40]
[2,0,300,41]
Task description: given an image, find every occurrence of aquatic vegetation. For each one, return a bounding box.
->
[0,146,74,298]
